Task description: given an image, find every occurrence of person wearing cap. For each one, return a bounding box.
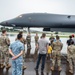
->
[72,34,75,45]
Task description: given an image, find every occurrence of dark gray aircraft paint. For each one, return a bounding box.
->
[0,13,75,32]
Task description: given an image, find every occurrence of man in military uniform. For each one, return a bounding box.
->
[67,41,75,73]
[15,31,27,70]
[0,29,11,69]
[34,33,39,45]
[26,32,31,58]
[51,35,63,71]
[34,33,39,61]
[49,33,55,44]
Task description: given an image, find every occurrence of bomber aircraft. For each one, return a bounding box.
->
[0,13,75,32]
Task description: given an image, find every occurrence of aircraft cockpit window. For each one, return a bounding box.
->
[17,15,22,18]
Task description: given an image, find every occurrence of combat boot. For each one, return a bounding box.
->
[0,64,5,68]
[51,66,54,70]
[23,66,27,70]
[6,64,11,69]
[69,69,73,73]
[58,67,62,71]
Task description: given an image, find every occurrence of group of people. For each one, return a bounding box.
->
[0,29,31,75]
[35,33,63,73]
[0,29,40,75]
[35,33,75,74]
[1,29,75,75]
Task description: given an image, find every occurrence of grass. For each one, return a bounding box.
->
[46,35,69,38]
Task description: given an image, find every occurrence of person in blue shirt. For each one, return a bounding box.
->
[9,34,24,75]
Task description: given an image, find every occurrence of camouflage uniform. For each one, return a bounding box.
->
[49,34,55,44]
[67,45,75,73]
[34,35,39,61]
[34,35,39,45]
[51,40,63,70]
[21,37,26,68]
[0,34,10,68]
[26,34,31,58]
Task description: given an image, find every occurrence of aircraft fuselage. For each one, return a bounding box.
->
[0,13,75,32]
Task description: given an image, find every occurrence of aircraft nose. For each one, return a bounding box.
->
[0,21,9,26]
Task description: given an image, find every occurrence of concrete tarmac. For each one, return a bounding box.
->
[0,58,74,75]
